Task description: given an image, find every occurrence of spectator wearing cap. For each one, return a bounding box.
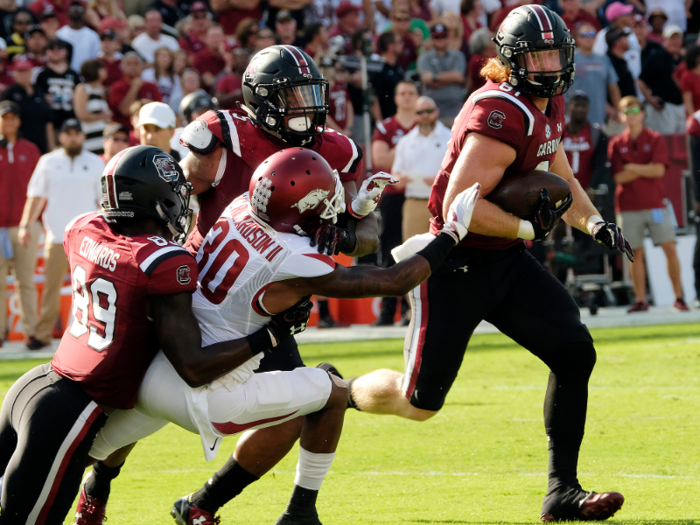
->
[23,25,49,68]
[0,39,12,91]
[559,0,601,31]
[329,2,360,51]
[637,25,685,134]
[387,7,418,72]
[85,0,126,32]
[0,100,42,348]
[5,12,35,62]
[646,0,686,30]
[101,122,128,161]
[178,1,210,55]
[646,8,667,44]
[108,51,162,127]
[568,23,620,127]
[29,0,79,29]
[303,21,326,61]
[593,2,642,80]
[56,1,100,71]
[418,23,466,126]
[631,13,663,67]
[97,27,123,87]
[137,100,180,159]
[132,9,180,64]
[606,27,637,101]
[192,24,226,90]
[149,0,185,29]
[99,16,130,52]
[19,117,104,349]
[370,32,405,120]
[1,54,54,152]
[73,58,110,152]
[209,0,261,38]
[563,91,610,192]
[39,9,60,39]
[608,95,689,313]
[274,9,304,47]
[35,37,79,131]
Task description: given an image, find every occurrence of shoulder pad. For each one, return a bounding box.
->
[471,90,534,137]
[180,119,220,155]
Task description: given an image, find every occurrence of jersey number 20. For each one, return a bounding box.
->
[68,265,117,351]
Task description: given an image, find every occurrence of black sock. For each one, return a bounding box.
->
[85,461,124,502]
[346,377,361,411]
[547,435,582,492]
[287,485,319,512]
[191,457,259,514]
[318,299,330,318]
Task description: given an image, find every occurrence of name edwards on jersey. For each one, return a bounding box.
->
[80,235,120,272]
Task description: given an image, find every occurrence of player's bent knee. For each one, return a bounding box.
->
[555,341,597,379]
[406,406,438,422]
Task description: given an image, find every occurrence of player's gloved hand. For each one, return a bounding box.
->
[591,221,634,262]
[530,189,573,241]
[267,298,314,345]
[348,172,399,218]
[310,224,357,255]
[440,183,481,244]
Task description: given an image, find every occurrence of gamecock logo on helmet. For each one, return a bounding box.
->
[153,154,179,183]
[487,110,506,130]
[291,189,330,213]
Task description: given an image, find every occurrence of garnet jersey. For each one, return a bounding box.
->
[328,82,350,131]
[191,194,336,386]
[562,122,596,191]
[372,116,415,195]
[51,213,198,410]
[429,80,566,250]
[186,109,363,253]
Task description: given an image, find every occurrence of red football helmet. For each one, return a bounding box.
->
[248,148,345,235]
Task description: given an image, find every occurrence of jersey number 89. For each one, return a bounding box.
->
[68,265,118,351]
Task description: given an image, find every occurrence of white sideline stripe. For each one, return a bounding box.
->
[472,91,535,136]
[402,285,422,397]
[26,402,100,525]
[139,246,185,273]
[222,111,242,158]
[341,136,359,173]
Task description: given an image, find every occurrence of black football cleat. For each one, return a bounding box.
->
[541,487,624,522]
[316,362,343,379]
[275,506,322,525]
[171,495,220,525]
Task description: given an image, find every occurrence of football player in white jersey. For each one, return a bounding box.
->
[84,148,481,525]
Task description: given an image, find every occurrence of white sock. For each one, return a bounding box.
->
[294,447,335,491]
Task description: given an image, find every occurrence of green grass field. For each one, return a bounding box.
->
[2,323,700,524]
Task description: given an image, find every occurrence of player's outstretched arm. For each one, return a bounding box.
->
[151,293,312,387]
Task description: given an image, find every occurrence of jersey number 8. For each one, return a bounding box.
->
[68,265,118,351]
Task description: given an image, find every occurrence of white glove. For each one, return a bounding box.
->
[349,172,399,218]
[392,232,436,263]
[440,183,481,244]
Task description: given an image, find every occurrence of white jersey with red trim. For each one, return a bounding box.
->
[192,193,336,386]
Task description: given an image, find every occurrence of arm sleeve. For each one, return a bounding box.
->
[26,156,48,198]
[651,133,670,169]
[467,97,527,150]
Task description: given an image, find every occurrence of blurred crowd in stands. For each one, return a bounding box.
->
[2,0,700,345]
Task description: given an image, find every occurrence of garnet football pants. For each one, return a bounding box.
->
[0,364,107,525]
[402,243,595,439]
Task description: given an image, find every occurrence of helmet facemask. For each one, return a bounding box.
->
[155,180,193,245]
[510,47,574,98]
[319,169,346,223]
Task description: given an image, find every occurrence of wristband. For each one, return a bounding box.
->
[415,232,455,272]
[517,220,535,240]
[348,201,366,219]
[246,326,276,355]
[586,214,604,235]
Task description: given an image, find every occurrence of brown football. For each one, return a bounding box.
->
[487,170,571,219]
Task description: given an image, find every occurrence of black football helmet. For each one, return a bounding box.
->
[494,5,575,98]
[180,90,217,124]
[101,146,192,244]
[241,45,329,146]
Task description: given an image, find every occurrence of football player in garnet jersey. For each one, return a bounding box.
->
[81,148,480,525]
[346,6,632,522]
[0,146,312,525]
[75,45,395,525]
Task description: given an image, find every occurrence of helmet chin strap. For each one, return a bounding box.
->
[156,201,182,242]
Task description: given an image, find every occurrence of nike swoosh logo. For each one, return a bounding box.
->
[209,437,219,451]
[211,410,299,435]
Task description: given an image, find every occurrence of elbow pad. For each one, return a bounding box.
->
[179,119,220,155]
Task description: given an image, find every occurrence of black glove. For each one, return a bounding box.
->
[267,298,314,344]
[591,221,634,262]
[310,224,357,256]
[530,189,574,241]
